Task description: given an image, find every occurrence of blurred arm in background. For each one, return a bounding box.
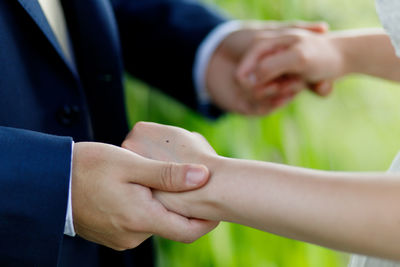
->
[237,29,400,99]
[112,0,330,116]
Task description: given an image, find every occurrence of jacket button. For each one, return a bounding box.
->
[57,105,80,126]
[97,73,113,83]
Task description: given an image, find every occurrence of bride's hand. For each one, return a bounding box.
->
[122,122,222,221]
[122,122,217,164]
[237,29,342,97]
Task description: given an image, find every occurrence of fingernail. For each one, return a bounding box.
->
[290,84,302,93]
[273,97,290,107]
[186,166,208,186]
[248,73,257,86]
[263,85,278,96]
[318,82,331,95]
[256,85,277,98]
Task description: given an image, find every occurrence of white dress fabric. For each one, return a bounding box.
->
[349,1,400,266]
[348,153,400,267]
[376,0,400,57]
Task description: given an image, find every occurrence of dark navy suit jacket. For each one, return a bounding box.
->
[0,0,225,266]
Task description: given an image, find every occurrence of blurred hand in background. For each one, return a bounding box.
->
[207,21,333,116]
[236,28,341,102]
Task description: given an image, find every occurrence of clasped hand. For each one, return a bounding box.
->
[207,21,335,116]
[71,20,341,251]
[71,140,218,251]
[122,122,221,222]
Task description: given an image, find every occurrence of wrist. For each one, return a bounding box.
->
[327,34,350,79]
[328,29,387,77]
[196,154,231,221]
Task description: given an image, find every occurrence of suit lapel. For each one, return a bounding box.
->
[17,0,78,77]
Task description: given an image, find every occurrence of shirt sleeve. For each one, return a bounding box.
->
[64,141,76,237]
[193,20,243,106]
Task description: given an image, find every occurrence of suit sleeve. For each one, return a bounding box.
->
[111,0,227,109]
[0,126,72,267]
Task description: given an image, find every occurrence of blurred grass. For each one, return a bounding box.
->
[124,0,400,266]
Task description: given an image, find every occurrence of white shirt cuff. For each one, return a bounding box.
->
[64,141,76,237]
[193,20,243,105]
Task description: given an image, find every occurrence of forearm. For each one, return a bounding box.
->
[331,29,400,81]
[158,155,400,260]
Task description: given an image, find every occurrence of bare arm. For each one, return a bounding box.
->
[123,122,400,260]
[158,156,400,260]
[332,29,400,81]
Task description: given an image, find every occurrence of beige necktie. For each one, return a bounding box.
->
[37,0,74,66]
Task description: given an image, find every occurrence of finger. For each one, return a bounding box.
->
[269,92,297,109]
[130,158,210,192]
[254,83,279,99]
[309,80,334,96]
[291,21,329,33]
[122,140,151,160]
[236,42,277,88]
[254,48,303,87]
[246,20,329,33]
[76,227,152,251]
[278,75,306,94]
[254,78,304,115]
[113,232,152,251]
[154,209,219,243]
[256,91,298,115]
[236,36,298,88]
[253,75,303,99]
[235,98,256,115]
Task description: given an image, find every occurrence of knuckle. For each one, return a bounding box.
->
[116,238,143,251]
[121,242,134,251]
[174,227,198,244]
[255,41,268,52]
[127,239,142,249]
[181,234,197,244]
[121,139,132,149]
[120,214,143,233]
[112,247,126,252]
[191,131,205,141]
[161,163,175,190]
[235,68,244,81]
[183,237,196,244]
[122,222,136,233]
[289,33,303,42]
[259,60,270,74]
[132,121,147,132]
[191,131,201,137]
[110,240,130,251]
[253,33,266,43]
[293,47,307,67]
[174,234,192,244]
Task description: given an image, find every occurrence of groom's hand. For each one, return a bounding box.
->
[206,21,330,115]
[72,142,217,251]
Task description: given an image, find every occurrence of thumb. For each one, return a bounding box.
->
[309,80,334,96]
[130,159,210,192]
[293,21,329,33]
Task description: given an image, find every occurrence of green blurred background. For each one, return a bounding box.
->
[125,0,400,266]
